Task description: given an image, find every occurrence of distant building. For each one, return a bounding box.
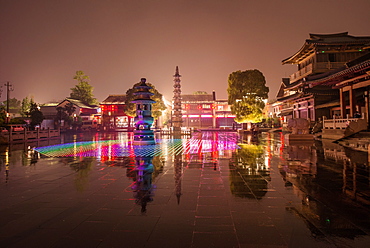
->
[40,102,59,129]
[181,93,214,129]
[100,95,133,130]
[40,102,59,119]
[57,98,99,129]
[214,99,236,128]
[181,92,237,129]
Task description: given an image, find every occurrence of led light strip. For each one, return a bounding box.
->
[35,137,239,158]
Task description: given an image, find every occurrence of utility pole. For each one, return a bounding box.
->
[4,82,14,123]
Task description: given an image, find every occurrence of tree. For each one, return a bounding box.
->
[227,69,269,123]
[125,81,166,119]
[70,71,98,105]
[2,97,21,110]
[0,105,6,124]
[20,96,35,117]
[64,102,76,116]
[55,106,69,126]
[29,102,44,129]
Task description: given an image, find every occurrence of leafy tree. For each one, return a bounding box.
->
[55,106,69,126]
[70,71,98,105]
[20,97,35,117]
[64,102,76,116]
[9,118,27,124]
[29,102,44,129]
[125,81,166,119]
[2,97,21,110]
[227,69,269,123]
[0,105,6,124]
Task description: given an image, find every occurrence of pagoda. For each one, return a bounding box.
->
[172,66,182,132]
[132,78,156,145]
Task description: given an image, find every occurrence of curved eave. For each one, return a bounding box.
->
[131,99,156,104]
[284,80,304,90]
[282,42,315,64]
[282,33,370,65]
[133,92,154,96]
[276,92,303,102]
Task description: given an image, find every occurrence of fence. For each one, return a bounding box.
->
[0,128,60,144]
[323,115,365,129]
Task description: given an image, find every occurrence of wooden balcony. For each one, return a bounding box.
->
[289,62,344,83]
[289,63,312,83]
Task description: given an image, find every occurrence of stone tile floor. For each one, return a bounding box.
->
[1,136,370,248]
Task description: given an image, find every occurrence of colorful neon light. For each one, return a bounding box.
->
[35,136,240,158]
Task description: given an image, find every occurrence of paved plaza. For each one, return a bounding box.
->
[0,132,370,248]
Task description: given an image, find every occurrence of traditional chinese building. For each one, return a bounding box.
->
[181,92,237,129]
[277,32,370,122]
[100,95,133,130]
[214,99,237,128]
[181,93,214,129]
[57,98,100,129]
[308,52,370,126]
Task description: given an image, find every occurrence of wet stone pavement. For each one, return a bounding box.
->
[0,131,369,248]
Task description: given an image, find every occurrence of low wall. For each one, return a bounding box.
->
[321,129,346,140]
[0,128,60,144]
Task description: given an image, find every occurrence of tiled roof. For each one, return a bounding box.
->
[101,95,127,104]
[308,57,370,87]
[58,98,98,109]
[276,92,303,102]
[181,94,214,102]
[305,87,339,96]
[282,32,370,64]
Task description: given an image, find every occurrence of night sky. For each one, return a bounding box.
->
[1,0,370,104]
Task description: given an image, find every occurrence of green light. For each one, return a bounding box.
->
[359,49,363,51]
[321,51,325,53]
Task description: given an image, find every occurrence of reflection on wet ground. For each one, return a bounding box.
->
[0,131,369,247]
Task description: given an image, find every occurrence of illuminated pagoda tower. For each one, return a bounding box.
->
[172,66,182,133]
[132,78,156,145]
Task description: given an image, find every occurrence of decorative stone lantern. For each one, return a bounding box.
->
[132,78,156,145]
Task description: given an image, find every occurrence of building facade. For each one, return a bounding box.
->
[277,32,370,122]
[100,95,133,130]
[180,93,237,129]
[56,98,100,130]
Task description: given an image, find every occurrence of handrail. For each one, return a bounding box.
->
[323,115,365,129]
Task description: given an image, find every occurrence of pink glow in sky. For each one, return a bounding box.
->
[1,0,370,103]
